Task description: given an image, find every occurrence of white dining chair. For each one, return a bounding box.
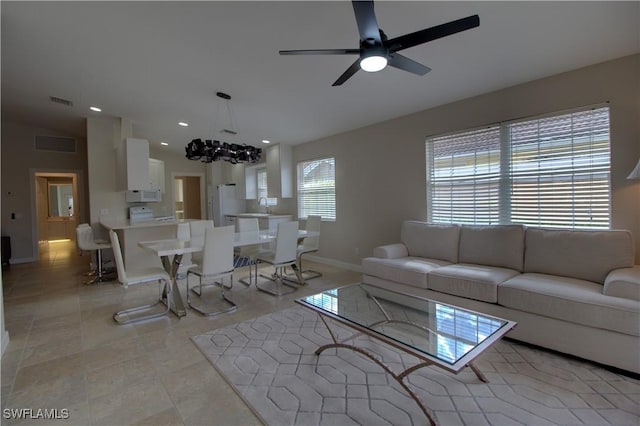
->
[109,230,172,324]
[189,219,214,267]
[186,225,236,316]
[176,222,194,277]
[256,221,305,296]
[76,224,114,284]
[293,215,322,280]
[235,217,261,286]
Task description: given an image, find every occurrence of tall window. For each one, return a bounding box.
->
[426,106,610,229]
[297,157,336,220]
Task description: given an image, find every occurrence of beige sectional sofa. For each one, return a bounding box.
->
[362,221,640,374]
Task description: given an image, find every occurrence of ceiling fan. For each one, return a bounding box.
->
[279,0,479,86]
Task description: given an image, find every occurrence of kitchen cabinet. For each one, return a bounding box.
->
[117,138,150,191]
[148,158,165,193]
[266,144,293,198]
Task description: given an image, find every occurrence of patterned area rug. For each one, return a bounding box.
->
[192,306,640,425]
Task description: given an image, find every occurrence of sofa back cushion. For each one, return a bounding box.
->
[401,221,460,263]
[524,228,635,284]
[459,225,525,271]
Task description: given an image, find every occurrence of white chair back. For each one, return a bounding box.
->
[302,215,321,250]
[237,218,260,256]
[177,222,191,241]
[190,220,214,245]
[190,220,214,263]
[237,217,259,233]
[109,230,128,283]
[201,225,235,276]
[273,221,299,264]
[76,225,93,251]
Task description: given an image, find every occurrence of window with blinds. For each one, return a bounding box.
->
[426,126,502,224]
[256,168,277,206]
[426,106,610,229]
[297,157,336,220]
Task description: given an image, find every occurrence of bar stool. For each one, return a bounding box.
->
[76,224,114,284]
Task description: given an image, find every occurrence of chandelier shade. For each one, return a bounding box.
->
[185,91,262,164]
[185,139,262,164]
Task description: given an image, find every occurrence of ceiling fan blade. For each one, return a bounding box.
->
[279,49,360,56]
[332,59,361,86]
[352,0,382,43]
[388,53,431,76]
[387,15,480,52]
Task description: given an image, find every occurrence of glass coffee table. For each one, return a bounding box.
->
[296,283,517,426]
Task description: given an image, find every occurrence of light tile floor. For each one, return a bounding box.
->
[1,240,361,425]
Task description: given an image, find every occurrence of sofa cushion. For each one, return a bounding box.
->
[361,256,450,289]
[401,221,460,263]
[524,228,634,284]
[499,273,640,336]
[428,263,520,303]
[459,225,525,271]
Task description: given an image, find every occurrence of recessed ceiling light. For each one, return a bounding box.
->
[261,140,271,144]
[178,121,189,127]
[160,142,169,146]
[89,106,102,112]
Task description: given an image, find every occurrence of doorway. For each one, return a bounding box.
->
[174,175,203,220]
[34,172,80,257]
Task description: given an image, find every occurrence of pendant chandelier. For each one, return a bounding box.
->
[185,92,262,164]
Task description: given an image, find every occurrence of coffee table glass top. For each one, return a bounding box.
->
[297,283,515,368]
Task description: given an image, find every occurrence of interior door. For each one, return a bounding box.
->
[182,176,201,220]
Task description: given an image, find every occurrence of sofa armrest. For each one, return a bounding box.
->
[373,243,409,259]
[603,266,640,301]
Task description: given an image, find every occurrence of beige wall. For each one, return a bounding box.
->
[1,121,89,262]
[86,118,207,236]
[294,54,640,267]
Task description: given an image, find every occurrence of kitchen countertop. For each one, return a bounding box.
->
[225,213,293,219]
[100,218,193,230]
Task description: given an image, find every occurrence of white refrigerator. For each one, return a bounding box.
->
[209,184,245,226]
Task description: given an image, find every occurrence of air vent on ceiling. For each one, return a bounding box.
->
[49,96,73,107]
[220,129,238,135]
[35,135,76,153]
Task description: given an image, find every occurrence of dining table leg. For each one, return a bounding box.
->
[160,254,187,318]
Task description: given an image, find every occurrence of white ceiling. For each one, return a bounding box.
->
[2,1,639,155]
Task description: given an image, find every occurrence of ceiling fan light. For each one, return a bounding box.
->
[360,55,387,72]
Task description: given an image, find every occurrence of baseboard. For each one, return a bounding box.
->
[8,257,36,264]
[303,254,362,273]
[1,329,9,356]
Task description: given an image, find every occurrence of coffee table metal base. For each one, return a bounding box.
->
[314,312,489,426]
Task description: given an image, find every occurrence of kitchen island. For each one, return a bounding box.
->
[100,218,193,270]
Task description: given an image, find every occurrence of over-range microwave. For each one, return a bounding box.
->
[125,189,162,203]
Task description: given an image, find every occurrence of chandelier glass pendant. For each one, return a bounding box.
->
[185,92,262,164]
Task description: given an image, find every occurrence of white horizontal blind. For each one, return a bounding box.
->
[426,126,501,224]
[297,157,336,220]
[256,168,277,206]
[509,107,610,229]
[425,106,611,229]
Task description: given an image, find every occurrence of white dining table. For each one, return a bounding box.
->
[138,229,318,317]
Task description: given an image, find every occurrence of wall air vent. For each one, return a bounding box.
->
[34,135,77,153]
[49,96,73,107]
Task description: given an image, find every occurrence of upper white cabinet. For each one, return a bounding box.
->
[148,158,165,193]
[266,144,293,198]
[117,138,150,191]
